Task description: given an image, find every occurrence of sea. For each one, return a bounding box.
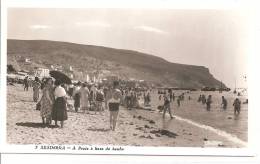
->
[146,90,248,143]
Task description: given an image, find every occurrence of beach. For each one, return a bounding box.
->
[7,84,246,147]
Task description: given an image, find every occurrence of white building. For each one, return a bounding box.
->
[69,74,74,79]
[35,68,50,78]
[25,58,31,63]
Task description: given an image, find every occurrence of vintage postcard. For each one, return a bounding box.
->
[0,0,259,156]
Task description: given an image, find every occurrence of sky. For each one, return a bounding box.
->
[7,8,249,88]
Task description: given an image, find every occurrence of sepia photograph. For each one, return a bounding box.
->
[3,0,260,158]
[4,7,249,149]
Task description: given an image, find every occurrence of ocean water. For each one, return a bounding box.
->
[148,90,248,142]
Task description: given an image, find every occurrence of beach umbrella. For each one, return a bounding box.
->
[49,71,72,84]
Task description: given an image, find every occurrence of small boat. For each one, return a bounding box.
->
[233,78,237,94]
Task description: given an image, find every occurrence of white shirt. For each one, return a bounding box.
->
[54,86,67,98]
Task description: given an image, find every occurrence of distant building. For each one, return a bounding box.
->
[17,71,28,77]
[34,68,50,78]
[69,66,73,71]
[51,64,63,71]
[86,74,90,82]
[25,58,31,63]
[18,57,31,64]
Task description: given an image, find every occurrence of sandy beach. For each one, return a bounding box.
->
[7,84,244,147]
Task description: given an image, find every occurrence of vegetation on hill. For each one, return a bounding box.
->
[7,39,225,88]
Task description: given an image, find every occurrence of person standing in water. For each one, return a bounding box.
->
[177,96,181,107]
[163,89,174,119]
[206,95,212,111]
[172,92,175,102]
[221,96,228,110]
[107,81,122,131]
[198,95,202,102]
[169,89,173,102]
[201,95,206,104]
[233,98,241,115]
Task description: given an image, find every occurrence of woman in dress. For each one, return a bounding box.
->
[107,81,122,131]
[33,77,41,102]
[40,78,55,125]
[52,79,68,128]
[78,83,90,113]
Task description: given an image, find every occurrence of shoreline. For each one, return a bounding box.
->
[7,84,246,147]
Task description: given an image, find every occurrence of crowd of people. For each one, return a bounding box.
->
[197,94,242,114]
[23,76,153,130]
[23,76,247,130]
[157,89,245,119]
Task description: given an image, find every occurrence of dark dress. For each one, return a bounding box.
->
[74,92,80,108]
[52,97,68,121]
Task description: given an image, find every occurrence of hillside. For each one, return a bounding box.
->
[7,39,224,88]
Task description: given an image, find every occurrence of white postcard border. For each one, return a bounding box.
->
[1,0,260,156]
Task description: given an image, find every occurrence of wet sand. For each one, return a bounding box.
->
[7,84,245,147]
[151,90,248,141]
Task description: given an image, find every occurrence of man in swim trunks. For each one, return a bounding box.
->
[221,96,228,110]
[163,89,174,119]
[233,98,241,115]
[107,81,122,131]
